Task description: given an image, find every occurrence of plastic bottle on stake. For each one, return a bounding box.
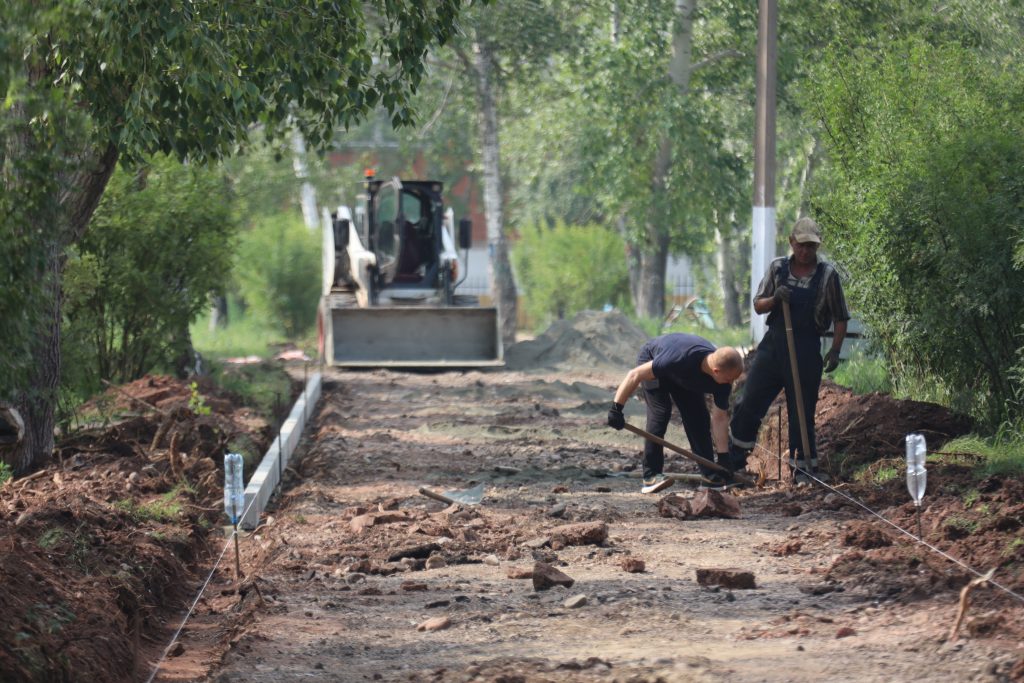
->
[224,453,244,525]
[905,434,927,505]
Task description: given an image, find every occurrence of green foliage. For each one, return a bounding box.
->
[188,382,211,417]
[0,462,11,486]
[61,155,237,397]
[511,222,629,329]
[807,39,1024,427]
[234,214,321,337]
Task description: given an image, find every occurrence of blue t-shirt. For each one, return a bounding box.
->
[637,334,731,410]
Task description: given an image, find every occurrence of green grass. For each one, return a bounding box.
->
[115,484,191,523]
[940,432,1024,478]
[830,350,891,395]
[209,360,294,418]
[191,309,287,359]
[633,316,753,349]
[37,528,65,550]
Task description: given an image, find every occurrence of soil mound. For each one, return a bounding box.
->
[752,380,972,479]
[505,310,649,371]
[0,375,278,682]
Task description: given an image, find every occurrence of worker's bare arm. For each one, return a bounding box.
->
[614,361,655,406]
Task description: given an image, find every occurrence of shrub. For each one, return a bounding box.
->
[62,155,237,398]
[511,221,629,329]
[233,213,321,337]
[807,40,1024,427]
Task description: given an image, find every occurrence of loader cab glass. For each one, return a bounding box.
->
[368,180,442,289]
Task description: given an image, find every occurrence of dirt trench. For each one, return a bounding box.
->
[184,365,1023,683]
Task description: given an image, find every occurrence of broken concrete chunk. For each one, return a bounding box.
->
[695,568,756,590]
[690,490,741,519]
[532,562,575,591]
[549,521,607,548]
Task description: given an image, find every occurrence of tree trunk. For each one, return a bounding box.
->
[618,214,642,309]
[9,141,119,475]
[472,38,518,347]
[636,227,670,319]
[635,0,695,319]
[716,214,742,327]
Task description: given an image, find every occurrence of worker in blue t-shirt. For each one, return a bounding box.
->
[608,334,744,493]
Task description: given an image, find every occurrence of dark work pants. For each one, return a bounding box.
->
[641,383,715,479]
[730,327,823,466]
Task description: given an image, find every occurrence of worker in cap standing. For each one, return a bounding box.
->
[727,217,850,482]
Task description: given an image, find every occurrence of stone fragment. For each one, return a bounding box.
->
[401,581,429,592]
[690,490,741,519]
[657,494,691,519]
[549,521,607,548]
[482,554,500,566]
[836,626,856,638]
[425,556,447,570]
[621,558,645,573]
[695,568,756,590]
[507,566,533,580]
[563,594,587,609]
[532,562,575,591]
[416,616,451,632]
[388,542,440,562]
[523,536,550,549]
[546,503,567,519]
[551,485,569,493]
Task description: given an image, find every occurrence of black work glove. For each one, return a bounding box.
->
[773,285,793,306]
[607,402,625,430]
[824,347,840,373]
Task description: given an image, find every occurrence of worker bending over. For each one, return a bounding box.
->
[608,334,743,492]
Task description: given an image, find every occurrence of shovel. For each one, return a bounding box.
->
[623,423,755,487]
[781,299,814,477]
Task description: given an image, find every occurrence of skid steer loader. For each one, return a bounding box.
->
[318,174,503,367]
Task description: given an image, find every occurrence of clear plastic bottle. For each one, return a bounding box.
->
[905,434,927,505]
[224,453,245,524]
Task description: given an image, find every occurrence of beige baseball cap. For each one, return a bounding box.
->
[791,217,822,244]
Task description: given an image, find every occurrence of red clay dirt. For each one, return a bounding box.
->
[0,373,283,682]
[1,315,1022,683]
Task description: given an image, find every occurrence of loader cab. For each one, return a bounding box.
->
[367,179,445,290]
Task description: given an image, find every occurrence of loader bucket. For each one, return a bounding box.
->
[327,306,504,368]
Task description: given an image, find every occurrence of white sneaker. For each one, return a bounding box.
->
[641,473,673,494]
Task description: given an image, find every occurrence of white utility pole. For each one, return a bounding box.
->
[750,0,777,345]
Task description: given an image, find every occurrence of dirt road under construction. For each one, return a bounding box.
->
[186,357,1023,682]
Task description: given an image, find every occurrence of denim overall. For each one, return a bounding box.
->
[730,260,825,476]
